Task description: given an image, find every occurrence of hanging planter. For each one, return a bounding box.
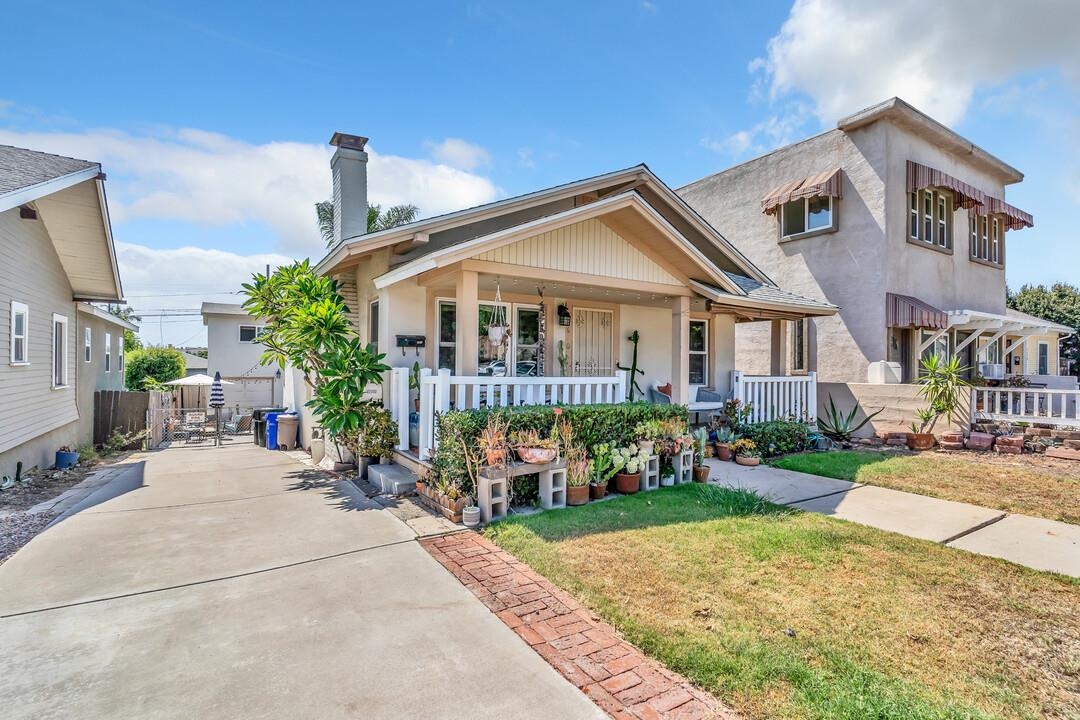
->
[486,280,510,348]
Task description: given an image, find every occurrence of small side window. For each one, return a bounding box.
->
[105,332,112,372]
[11,301,29,365]
[85,326,92,362]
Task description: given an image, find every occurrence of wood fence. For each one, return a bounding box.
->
[93,390,152,446]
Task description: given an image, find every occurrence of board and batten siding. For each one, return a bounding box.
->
[0,207,79,455]
[476,218,682,285]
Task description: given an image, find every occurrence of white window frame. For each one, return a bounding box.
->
[104,331,112,372]
[512,304,542,377]
[910,192,920,240]
[52,313,69,388]
[791,318,808,373]
[780,196,835,239]
[436,299,456,371]
[688,319,709,386]
[990,217,1001,264]
[10,300,29,365]
[1037,341,1049,376]
[119,343,125,374]
[910,190,952,249]
[238,324,265,343]
[368,300,380,354]
[84,326,92,363]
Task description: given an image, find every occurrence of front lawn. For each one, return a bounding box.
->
[486,484,1079,720]
[771,451,1080,524]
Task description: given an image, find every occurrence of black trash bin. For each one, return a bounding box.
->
[252,407,287,447]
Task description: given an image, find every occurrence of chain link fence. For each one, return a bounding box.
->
[147,405,256,448]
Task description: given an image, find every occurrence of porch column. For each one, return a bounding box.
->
[770,319,787,376]
[671,296,690,404]
[456,270,479,375]
[711,313,735,396]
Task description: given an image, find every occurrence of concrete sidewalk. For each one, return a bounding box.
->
[0,444,605,720]
[707,458,1079,576]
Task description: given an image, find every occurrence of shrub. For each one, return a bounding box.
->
[431,402,687,496]
[739,419,809,458]
[125,347,185,390]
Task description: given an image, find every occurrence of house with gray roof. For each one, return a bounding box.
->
[1,144,134,477]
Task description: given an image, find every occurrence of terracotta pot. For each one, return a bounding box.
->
[615,472,640,494]
[692,465,710,483]
[567,485,590,506]
[906,433,936,451]
[715,444,733,462]
[735,455,760,467]
[485,448,506,466]
[589,483,607,500]
[517,447,557,464]
[413,398,420,412]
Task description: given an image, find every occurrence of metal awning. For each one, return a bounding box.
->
[886,293,948,329]
[906,160,985,210]
[761,168,842,215]
[983,197,1034,230]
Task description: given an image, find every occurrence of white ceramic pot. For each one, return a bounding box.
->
[660,476,675,487]
[463,506,481,528]
[310,438,325,464]
[487,325,508,345]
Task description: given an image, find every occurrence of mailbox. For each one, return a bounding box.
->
[396,334,426,356]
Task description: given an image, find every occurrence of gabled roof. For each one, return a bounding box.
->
[690,277,837,320]
[316,164,772,286]
[76,302,139,332]
[0,145,102,211]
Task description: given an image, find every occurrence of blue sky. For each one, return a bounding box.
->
[1,0,1076,345]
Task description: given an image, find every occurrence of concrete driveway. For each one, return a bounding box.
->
[0,444,604,720]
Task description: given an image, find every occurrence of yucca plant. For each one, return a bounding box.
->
[818,394,884,442]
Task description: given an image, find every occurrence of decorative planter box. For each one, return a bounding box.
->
[417,484,467,523]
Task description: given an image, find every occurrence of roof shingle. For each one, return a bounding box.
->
[0,145,98,196]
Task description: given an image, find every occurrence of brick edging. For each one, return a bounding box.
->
[420,532,736,720]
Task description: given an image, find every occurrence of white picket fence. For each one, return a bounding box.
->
[731,371,817,424]
[391,368,628,459]
[970,386,1080,428]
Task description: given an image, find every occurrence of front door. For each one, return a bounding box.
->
[572,308,613,377]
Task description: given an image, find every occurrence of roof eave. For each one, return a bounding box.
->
[689,280,838,317]
[0,165,103,214]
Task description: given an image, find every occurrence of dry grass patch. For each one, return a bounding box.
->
[487,484,1080,720]
[772,451,1080,524]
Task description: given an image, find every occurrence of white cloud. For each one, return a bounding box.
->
[701,103,812,158]
[425,137,491,171]
[0,125,501,255]
[755,0,1080,126]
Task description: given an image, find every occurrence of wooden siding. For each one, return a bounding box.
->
[335,272,360,329]
[0,208,79,454]
[475,218,682,285]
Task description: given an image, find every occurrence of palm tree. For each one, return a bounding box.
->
[316,201,420,247]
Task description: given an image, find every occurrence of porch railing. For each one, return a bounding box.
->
[731,371,817,424]
[970,386,1080,428]
[392,368,628,459]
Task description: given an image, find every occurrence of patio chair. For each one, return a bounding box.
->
[648,384,672,404]
[225,414,252,434]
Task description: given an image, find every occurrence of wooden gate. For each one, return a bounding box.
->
[93,390,151,445]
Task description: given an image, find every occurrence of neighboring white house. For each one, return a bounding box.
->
[299,133,837,460]
[177,349,208,377]
[201,302,283,410]
[0,144,134,477]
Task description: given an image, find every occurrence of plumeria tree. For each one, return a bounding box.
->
[241,260,391,456]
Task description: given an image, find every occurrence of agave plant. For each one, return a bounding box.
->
[818,394,884,442]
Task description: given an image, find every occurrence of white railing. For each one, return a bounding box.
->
[407,368,628,459]
[731,371,817,424]
[971,386,1080,428]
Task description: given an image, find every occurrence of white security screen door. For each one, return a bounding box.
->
[572,308,613,377]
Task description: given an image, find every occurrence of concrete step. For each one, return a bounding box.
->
[368,462,418,496]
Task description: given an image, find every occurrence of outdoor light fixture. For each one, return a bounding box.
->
[557,304,571,326]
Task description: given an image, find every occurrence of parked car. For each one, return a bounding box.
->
[480,360,538,377]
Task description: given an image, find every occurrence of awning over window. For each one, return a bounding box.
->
[886,292,948,329]
[905,160,985,210]
[761,168,842,215]
[984,196,1034,230]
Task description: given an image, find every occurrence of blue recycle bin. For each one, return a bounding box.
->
[265,411,283,450]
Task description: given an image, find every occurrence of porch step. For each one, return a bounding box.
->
[368,462,418,496]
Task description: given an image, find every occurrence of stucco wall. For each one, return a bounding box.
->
[204,312,280,408]
[679,126,890,383]
[818,382,972,437]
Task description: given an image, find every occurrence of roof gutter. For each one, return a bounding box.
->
[689,280,838,317]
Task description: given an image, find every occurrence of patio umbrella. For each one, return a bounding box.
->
[163,373,234,409]
[209,372,225,446]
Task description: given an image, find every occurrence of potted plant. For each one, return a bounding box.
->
[356,404,398,479]
[478,413,510,466]
[566,453,591,506]
[510,428,558,464]
[55,445,80,470]
[632,420,662,454]
[907,408,938,450]
[589,442,627,499]
[692,428,710,483]
[732,438,761,467]
[613,444,649,494]
[460,440,484,528]
[908,355,971,451]
[714,427,736,461]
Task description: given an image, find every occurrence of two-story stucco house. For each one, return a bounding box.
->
[201,302,283,409]
[1,145,135,477]
[680,98,1072,407]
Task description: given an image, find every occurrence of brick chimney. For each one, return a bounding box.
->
[329,132,369,243]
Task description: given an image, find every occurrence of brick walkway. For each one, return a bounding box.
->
[420,532,736,720]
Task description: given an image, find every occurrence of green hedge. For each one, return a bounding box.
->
[431,402,687,497]
[739,420,809,458]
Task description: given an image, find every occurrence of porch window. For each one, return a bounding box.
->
[920,330,949,363]
[1037,342,1049,375]
[478,302,510,375]
[791,318,807,372]
[514,306,540,377]
[909,189,951,249]
[368,301,379,353]
[52,313,69,388]
[437,300,456,370]
[10,301,28,365]
[688,320,708,385]
[781,196,834,238]
[984,338,1002,365]
[105,332,112,372]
